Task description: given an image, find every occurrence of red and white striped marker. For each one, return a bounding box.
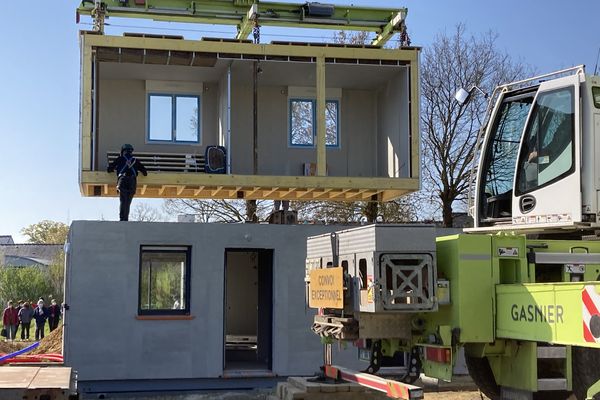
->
[582,285,600,343]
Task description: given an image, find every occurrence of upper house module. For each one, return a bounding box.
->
[78,32,421,201]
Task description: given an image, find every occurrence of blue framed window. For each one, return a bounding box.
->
[289,99,339,147]
[148,94,200,143]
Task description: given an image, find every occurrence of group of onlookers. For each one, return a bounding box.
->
[2,298,62,342]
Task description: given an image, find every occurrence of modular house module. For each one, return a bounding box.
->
[79,32,420,201]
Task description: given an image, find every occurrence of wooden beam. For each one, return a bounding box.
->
[246,187,261,197]
[141,184,148,195]
[316,55,326,177]
[176,186,186,196]
[158,185,168,196]
[194,186,205,196]
[263,187,280,197]
[228,186,243,197]
[331,188,352,199]
[346,189,368,200]
[297,188,316,199]
[212,186,224,197]
[313,188,333,199]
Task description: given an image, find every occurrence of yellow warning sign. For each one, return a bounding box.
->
[309,267,344,309]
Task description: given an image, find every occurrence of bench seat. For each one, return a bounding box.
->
[107,151,205,173]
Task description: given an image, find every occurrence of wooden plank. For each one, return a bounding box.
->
[194,186,205,196]
[176,186,186,195]
[29,367,72,390]
[141,184,147,195]
[0,367,39,389]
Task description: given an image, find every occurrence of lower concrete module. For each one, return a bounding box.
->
[64,221,364,385]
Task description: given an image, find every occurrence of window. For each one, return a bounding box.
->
[593,87,600,109]
[139,246,191,315]
[515,87,574,195]
[148,94,200,143]
[289,99,339,147]
[481,94,534,198]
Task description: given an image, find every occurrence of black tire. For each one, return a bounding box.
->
[573,346,600,400]
[465,354,501,400]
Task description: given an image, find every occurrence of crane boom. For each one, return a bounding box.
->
[77,0,407,46]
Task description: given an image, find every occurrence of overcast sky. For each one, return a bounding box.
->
[0,0,598,241]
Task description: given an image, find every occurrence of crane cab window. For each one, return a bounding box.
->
[515,87,574,195]
[479,92,534,221]
[593,87,600,109]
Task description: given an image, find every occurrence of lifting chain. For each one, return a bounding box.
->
[400,24,411,47]
[252,16,261,44]
[92,0,107,33]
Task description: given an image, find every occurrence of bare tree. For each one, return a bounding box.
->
[164,199,271,223]
[130,203,164,222]
[421,24,530,227]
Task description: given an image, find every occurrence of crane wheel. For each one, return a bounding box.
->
[466,354,571,400]
[465,355,500,400]
[573,346,600,400]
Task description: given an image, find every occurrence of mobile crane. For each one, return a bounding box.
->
[306,66,600,400]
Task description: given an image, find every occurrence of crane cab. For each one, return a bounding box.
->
[470,66,600,232]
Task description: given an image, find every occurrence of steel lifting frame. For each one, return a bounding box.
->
[77,0,407,46]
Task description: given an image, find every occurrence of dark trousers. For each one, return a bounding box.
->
[35,323,45,340]
[49,317,59,331]
[20,322,31,340]
[118,175,137,221]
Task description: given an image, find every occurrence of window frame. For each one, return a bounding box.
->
[138,245,192,316]
[514,86,576,196]
[592,86,600,109]
[288,98,340,148]
[147,93,201,144]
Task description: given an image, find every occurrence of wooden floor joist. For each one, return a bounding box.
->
[80,172,419,202]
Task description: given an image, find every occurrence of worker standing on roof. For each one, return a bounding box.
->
[107,144,148,221]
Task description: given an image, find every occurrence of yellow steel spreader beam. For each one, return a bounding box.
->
[77,0,407,46]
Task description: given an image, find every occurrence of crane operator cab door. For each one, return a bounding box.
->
[511,73,582,228]
[475,71,583,230]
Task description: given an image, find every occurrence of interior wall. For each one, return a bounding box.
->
[95,61,407,178]
[226,251,258,336]
[97,74,219,170]
[230,62,377,176]
[377,68,411,178]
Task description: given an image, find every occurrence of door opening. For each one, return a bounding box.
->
[224,249,273,371]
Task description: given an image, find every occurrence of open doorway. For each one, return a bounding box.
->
[224,249,273,371]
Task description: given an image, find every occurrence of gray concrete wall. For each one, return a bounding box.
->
[64,221,364,382]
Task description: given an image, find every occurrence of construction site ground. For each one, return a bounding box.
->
[79,376,489,400]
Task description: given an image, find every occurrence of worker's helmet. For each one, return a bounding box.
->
[121,143,134,154]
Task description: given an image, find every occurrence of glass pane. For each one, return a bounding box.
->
[516,87,574,194]
[325,101,339,146]
[176,96,200,142]
[140,251,187,311]
[149,95,173,141]
[482,97,533,198]
[593,87,600,109]
[290,100,314,145]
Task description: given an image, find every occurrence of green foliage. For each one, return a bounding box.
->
[0,267,55,307]
[0,252,64,307]
[21,220,69,244]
